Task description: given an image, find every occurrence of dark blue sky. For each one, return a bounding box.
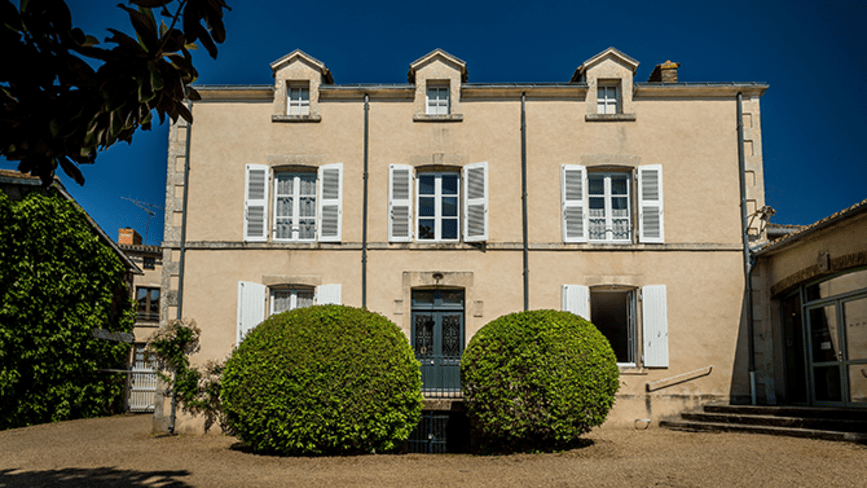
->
[5,0,866,245]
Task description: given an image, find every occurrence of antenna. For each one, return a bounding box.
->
[121,197,163,245]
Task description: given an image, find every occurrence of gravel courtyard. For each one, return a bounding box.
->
[1,414,865,487]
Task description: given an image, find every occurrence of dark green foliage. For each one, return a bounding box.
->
[221,305,423,456]
[0,191,134,430]
[1,0,230,185]
[461,310,620,452]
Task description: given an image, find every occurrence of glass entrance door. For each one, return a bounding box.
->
[807,295,867,406]
[411,290,464,395]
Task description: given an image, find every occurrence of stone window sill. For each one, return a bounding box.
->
[585,113,637,122]
[272,114,322,123]
[413,114,464,123]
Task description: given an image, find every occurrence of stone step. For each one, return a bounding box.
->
[702,404,867,422]
[681,412,867,433]
[660,420,867,443]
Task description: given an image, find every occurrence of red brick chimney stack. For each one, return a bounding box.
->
[648,60,680,83]
[119,227,143,245]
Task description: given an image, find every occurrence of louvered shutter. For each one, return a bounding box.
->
[389,164,413,242]
[561,284,590,320]
[237,281,266,344]
[642,284,669,367]
[638,165,664,243]
[244,164,269,242]
[561,165,588,243]
[316,284,341,305]
[318,164,342,242]
[463,161,488,242]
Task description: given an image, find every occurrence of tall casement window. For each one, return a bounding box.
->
[237,282,341,343]
[388,162,488,243]
[274,172,317,241]
[135,286,160,322]
[426,83,450,115]
[561,164,663,244]
[562,284,669,368]
[418,173,459,241]
[597,83,619,114]
[244,164,343,243]
[287,83,310,115]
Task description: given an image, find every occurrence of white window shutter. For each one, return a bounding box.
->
[388,164,413,242]
[561,284,590,320]
[316,284,341,305]
[642,284,669,367]
[638,165,664,243]
[318,163,342,242]
[463,161,488,242]
[561,165,588,243]
[244,164,269,242]
[237,281,266,344]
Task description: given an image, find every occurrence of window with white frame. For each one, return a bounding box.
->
[237,282,341,343]
[562,284,669,368]
[388,162,488,243]
[418,172,459,241]
[244,164,343,243]
[561,164,664,244]
[271,287,314,314]
[426,83,450,115]
[287,84,310,116]
[597,83,619,114]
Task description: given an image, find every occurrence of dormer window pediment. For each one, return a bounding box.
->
[270,50,331,123]
[409,49,467,122]
[573,47,639,121]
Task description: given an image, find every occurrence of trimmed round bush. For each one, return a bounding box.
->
[221,305,423,455]
[461,310,619,452]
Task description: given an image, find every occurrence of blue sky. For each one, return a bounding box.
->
[4,0,865,245]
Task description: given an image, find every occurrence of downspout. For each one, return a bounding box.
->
[170,98,194,433]
[520,92,529,311]
[737,92,757,406]
[362,94,369,309]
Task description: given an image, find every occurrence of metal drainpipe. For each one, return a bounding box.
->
[362,94,369,309]
[737,92,757,406]
[521,92,529,311]
[170,99,194,433]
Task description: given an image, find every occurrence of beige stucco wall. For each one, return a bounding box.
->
[157,51,768,433]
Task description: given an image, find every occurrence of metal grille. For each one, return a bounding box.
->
[408,412,450,453]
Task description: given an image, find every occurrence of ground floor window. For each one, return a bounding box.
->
[590,288,636,364]
[271,287,314,314]
[411,289,464,395]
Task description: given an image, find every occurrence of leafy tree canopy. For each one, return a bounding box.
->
[1,0,230,186]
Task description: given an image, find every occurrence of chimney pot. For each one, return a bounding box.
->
[119,228,143,245]
[648,60,680,83]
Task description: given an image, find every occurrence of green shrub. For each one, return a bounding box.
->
[0,191,134,430]
[221,305,423,456]
[461,310,619,452]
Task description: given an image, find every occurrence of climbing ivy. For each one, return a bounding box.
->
[0,190,134,430]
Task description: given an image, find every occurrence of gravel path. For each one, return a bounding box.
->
[1,414,865,487]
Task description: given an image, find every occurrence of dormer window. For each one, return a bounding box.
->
[597,83,620,114]
[287,83,310,116]
[426,83,450,115]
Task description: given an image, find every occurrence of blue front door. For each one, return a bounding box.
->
[411,290,464,394]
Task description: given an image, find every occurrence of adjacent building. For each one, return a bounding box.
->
[156,47,771,433]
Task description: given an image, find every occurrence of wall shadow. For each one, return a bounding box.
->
[728,290,753,404]
[0,467,193,488]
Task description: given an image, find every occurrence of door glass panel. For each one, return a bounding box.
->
[848,365,867,403]
[412,290,435,307]
[442,314,462,358]
[414,314,434,357]
[809,305,839,363]
[814,365,843,402]
[441,290,464,306]
[844,297,867,361]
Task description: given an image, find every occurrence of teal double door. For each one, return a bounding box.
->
[411,290,464,393]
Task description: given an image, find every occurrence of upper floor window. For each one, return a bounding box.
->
[244,164,343,243]
[426,83,450,115]
[418,173,459,241]
[287,84,310,116]
[561,165,664,244]
[143,257,155,269]
[589,173,631,243]
[136,286,160,322]
[597,84,619,114]
[389,162,488,243]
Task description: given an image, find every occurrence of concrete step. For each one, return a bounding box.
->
[702,404,867,421]
[680,412,867,433]
[660,419,867,443]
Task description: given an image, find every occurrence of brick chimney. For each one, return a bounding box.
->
[648,60,680,83]
[119,227,142,245]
